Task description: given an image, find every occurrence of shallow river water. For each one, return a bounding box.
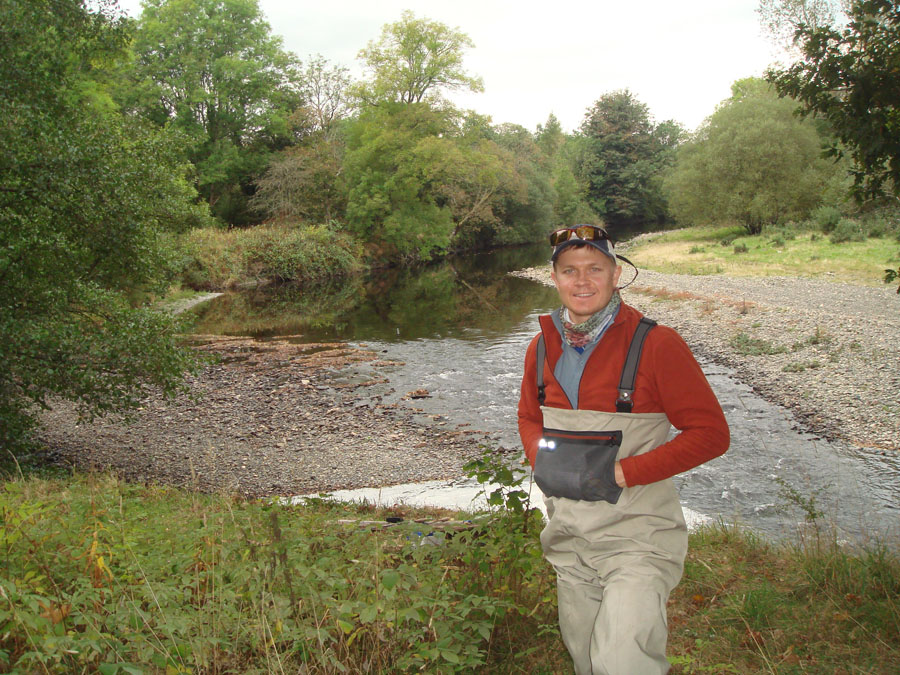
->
[191,245,899,544]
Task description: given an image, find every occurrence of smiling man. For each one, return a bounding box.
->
[518,225,730,674]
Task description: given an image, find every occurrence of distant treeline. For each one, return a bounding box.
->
[40,0,892,261]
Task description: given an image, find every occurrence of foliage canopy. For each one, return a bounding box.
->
[355,10,484,105]
[0,0,209,452]
[767,0,900,200]
[663,79,842,233]
[127,0,304,224]
[578,90,679,231]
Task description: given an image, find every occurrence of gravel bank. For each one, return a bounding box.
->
[37,337,494,497]
[512,266,900,452]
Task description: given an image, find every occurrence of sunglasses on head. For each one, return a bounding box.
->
[549,225,612,247]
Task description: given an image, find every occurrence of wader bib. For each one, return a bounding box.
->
[533,318,687,675]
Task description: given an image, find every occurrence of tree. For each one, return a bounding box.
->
[490,124,555,244]
[663,78,843,233]
[355,10,483,105]
[767,0,900,200]
[251,138,346,224]
[126,0,303,224]
[578,90,676,230]
[757,0,847,54]
[343,103,457,261]
[294,55,355,140]
[0,0,211,452]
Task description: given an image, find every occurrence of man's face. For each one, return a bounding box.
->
[551,244,622,324]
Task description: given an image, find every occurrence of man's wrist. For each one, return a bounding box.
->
[614,461,627,488]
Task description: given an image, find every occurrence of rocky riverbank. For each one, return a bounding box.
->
[37,336,495,498]
[513,265,900,452]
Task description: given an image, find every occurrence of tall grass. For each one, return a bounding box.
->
[180,223,362,290]
[1,468,897,673]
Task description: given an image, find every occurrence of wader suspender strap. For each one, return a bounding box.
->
[536,334,547,405]
[616,317,656,412]
[534,317,656,412]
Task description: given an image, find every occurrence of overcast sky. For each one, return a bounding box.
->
[115,0,782,133]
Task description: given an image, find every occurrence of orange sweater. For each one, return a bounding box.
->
[517,303,730,487]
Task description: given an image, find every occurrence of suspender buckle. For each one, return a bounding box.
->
[616,389,634,413]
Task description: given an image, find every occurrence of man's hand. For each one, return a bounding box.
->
[614,461,627,488]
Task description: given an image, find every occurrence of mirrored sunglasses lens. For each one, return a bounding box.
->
[549,229,571,246]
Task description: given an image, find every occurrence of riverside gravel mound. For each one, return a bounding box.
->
[37,336,494,497]
[512,266,900,452]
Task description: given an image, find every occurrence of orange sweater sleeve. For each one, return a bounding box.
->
[619,327,730,486]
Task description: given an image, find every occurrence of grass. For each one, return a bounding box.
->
[0,468,898,673]
[626,225,898,285]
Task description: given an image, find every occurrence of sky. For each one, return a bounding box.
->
[115,0,783,134]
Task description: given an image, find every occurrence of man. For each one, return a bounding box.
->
[517,225,729,674]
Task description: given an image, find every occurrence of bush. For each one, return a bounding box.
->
[830,219,867,244]
[813,206,842,233]
[180,223,363,289]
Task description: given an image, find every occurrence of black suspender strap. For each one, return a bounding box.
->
[536,335,546,405]
[534,316,656,413]
[616,317,656,413]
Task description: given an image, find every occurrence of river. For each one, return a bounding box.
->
[189,244,899,544]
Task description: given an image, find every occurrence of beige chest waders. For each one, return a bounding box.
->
[533,318,686,675]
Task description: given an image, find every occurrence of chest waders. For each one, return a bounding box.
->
[534,318,686,675]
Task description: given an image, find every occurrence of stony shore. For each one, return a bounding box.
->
[513,264,900,453]
[38,337,496,498]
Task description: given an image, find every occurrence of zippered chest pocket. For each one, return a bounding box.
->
[533,428,624,503]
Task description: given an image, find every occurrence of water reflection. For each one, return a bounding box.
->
[188,244,561,341]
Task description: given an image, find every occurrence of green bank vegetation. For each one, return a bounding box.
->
[0,454,898,674]
[625,218,900,285]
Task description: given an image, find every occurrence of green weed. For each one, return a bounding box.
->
[730,332,789,356]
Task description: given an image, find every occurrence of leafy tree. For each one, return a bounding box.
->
[0,0,210,452]
[578,90,676,229]
[343,103,457,261]
[355,10,483,105]
[757,0,847,53]
[663,78,842,233]
[126,0,303,224]
[294,55,355,140]
[490,124,555,244]
[767,0,900,200]
[535,113,566,158]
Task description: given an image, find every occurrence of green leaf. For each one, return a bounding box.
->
[380,569,400,590]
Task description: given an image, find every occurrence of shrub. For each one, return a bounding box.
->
[180,223,362,289]
[812,205,842,233]
[830,219,866,244]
